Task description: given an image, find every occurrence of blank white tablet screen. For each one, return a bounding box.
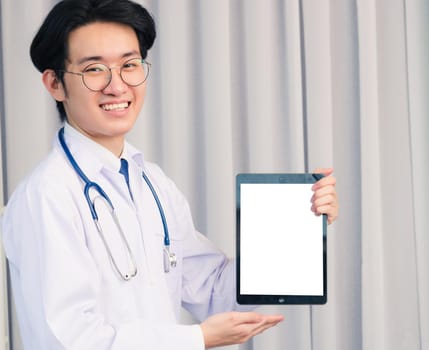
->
[240,183,324,296]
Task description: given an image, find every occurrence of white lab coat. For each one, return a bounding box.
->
[2,124,240,350]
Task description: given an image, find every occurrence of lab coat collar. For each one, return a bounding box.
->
[57,123,146,180]
[121,142,146,170]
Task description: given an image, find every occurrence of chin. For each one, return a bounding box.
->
[110,119,137,135]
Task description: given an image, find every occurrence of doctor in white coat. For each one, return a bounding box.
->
[1,0,338,349]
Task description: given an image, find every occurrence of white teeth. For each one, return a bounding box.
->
[102,102,129,111]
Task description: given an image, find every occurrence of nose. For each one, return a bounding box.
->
[102,67,127,95]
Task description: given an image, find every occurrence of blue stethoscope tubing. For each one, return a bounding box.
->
[58,127,175,280]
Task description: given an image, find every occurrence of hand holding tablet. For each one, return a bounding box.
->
[236,173,328,305]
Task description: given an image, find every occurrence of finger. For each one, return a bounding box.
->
[239,313,283,327]
[235,314,283,333]
[247,317,283,338]
[311,204,338,224]
[230,315,284,345]
[312,175,336,191]
[311,191,337,210]
[240,316,283,340]
[312,185,336,201]
[263,314,284,323]
[312,201,336,215]
[312,196,336,212]
[312,191,337,206]
[231,312,264,325]
[311,191,337,211]
[313,167,334,176]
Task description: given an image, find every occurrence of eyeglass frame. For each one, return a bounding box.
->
[58,57,151,92]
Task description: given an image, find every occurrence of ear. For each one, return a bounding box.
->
[42,69,66,101]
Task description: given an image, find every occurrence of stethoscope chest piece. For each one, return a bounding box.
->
[163,246,177,273]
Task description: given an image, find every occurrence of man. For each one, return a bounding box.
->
[2,0,338,349]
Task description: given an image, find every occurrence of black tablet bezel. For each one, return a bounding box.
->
[236,173,327,305]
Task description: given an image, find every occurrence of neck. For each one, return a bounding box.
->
[67,122,125,157]
[96,136,125,158]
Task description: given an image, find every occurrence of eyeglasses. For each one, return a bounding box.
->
[60,57,150,91]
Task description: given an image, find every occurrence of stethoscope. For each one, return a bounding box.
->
[58,127,177,281]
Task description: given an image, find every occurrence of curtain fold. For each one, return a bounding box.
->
[0,0,427,349]
[404,0,429,348]
[0,0,8,348]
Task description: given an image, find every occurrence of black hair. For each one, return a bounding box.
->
[30,0,156,122]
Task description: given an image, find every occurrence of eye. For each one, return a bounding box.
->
[123,62,137,68]
[83,64,108,75]
[122,59,142,71]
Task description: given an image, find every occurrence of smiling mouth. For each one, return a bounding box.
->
[101,102,130,111]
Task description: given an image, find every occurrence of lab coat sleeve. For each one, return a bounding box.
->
[182,239,242,321]
[157,171,252,322]
[2,179,205,350]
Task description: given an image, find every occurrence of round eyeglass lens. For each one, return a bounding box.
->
[120,58,149,87]
[82,58,150,91]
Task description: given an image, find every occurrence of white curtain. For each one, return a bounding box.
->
[0,0,428,349]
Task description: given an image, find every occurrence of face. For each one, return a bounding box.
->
[45,22,146,155]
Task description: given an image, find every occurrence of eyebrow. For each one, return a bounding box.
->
[75,51,141,66]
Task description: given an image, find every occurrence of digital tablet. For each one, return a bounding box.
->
[236,173,327,305]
